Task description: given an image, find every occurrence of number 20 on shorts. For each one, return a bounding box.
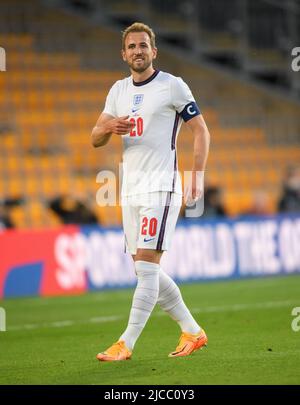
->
[141,217,158,237]
[130,117,143,137]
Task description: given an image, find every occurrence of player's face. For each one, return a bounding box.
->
[122,32,157,73]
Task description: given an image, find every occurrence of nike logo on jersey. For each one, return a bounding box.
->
[143,237,155,243]
[131,107,141,113]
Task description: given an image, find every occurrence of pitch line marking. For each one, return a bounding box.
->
[7,300,297,331]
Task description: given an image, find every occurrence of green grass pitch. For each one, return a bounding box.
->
[0,274,300,385]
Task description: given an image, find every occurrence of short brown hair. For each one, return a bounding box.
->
[122,22,156,50]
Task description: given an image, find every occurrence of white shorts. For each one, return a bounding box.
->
[121,192,182,255]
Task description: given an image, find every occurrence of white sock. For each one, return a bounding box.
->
[119,260,159,350]
[157,268,201,334]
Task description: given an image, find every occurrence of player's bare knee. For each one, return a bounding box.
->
[134,249,162,264]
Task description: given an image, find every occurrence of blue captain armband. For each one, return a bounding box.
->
[180,101,201,122]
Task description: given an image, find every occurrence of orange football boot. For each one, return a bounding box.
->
[169,329,208,358]
[96,341,132,362]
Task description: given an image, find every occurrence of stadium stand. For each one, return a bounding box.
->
[0,0,299,228]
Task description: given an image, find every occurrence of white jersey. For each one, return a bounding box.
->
[103,70,200,197]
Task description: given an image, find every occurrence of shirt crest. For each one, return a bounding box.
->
[133,94,144,107]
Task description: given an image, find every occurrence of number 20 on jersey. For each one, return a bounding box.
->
[130,117,143,137]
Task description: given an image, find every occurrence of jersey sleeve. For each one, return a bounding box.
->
[103,82,118,117]
[171,77,201,122]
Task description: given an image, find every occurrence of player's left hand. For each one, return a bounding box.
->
[184,171,204,206]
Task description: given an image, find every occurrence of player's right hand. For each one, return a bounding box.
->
[107,115,135,135]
